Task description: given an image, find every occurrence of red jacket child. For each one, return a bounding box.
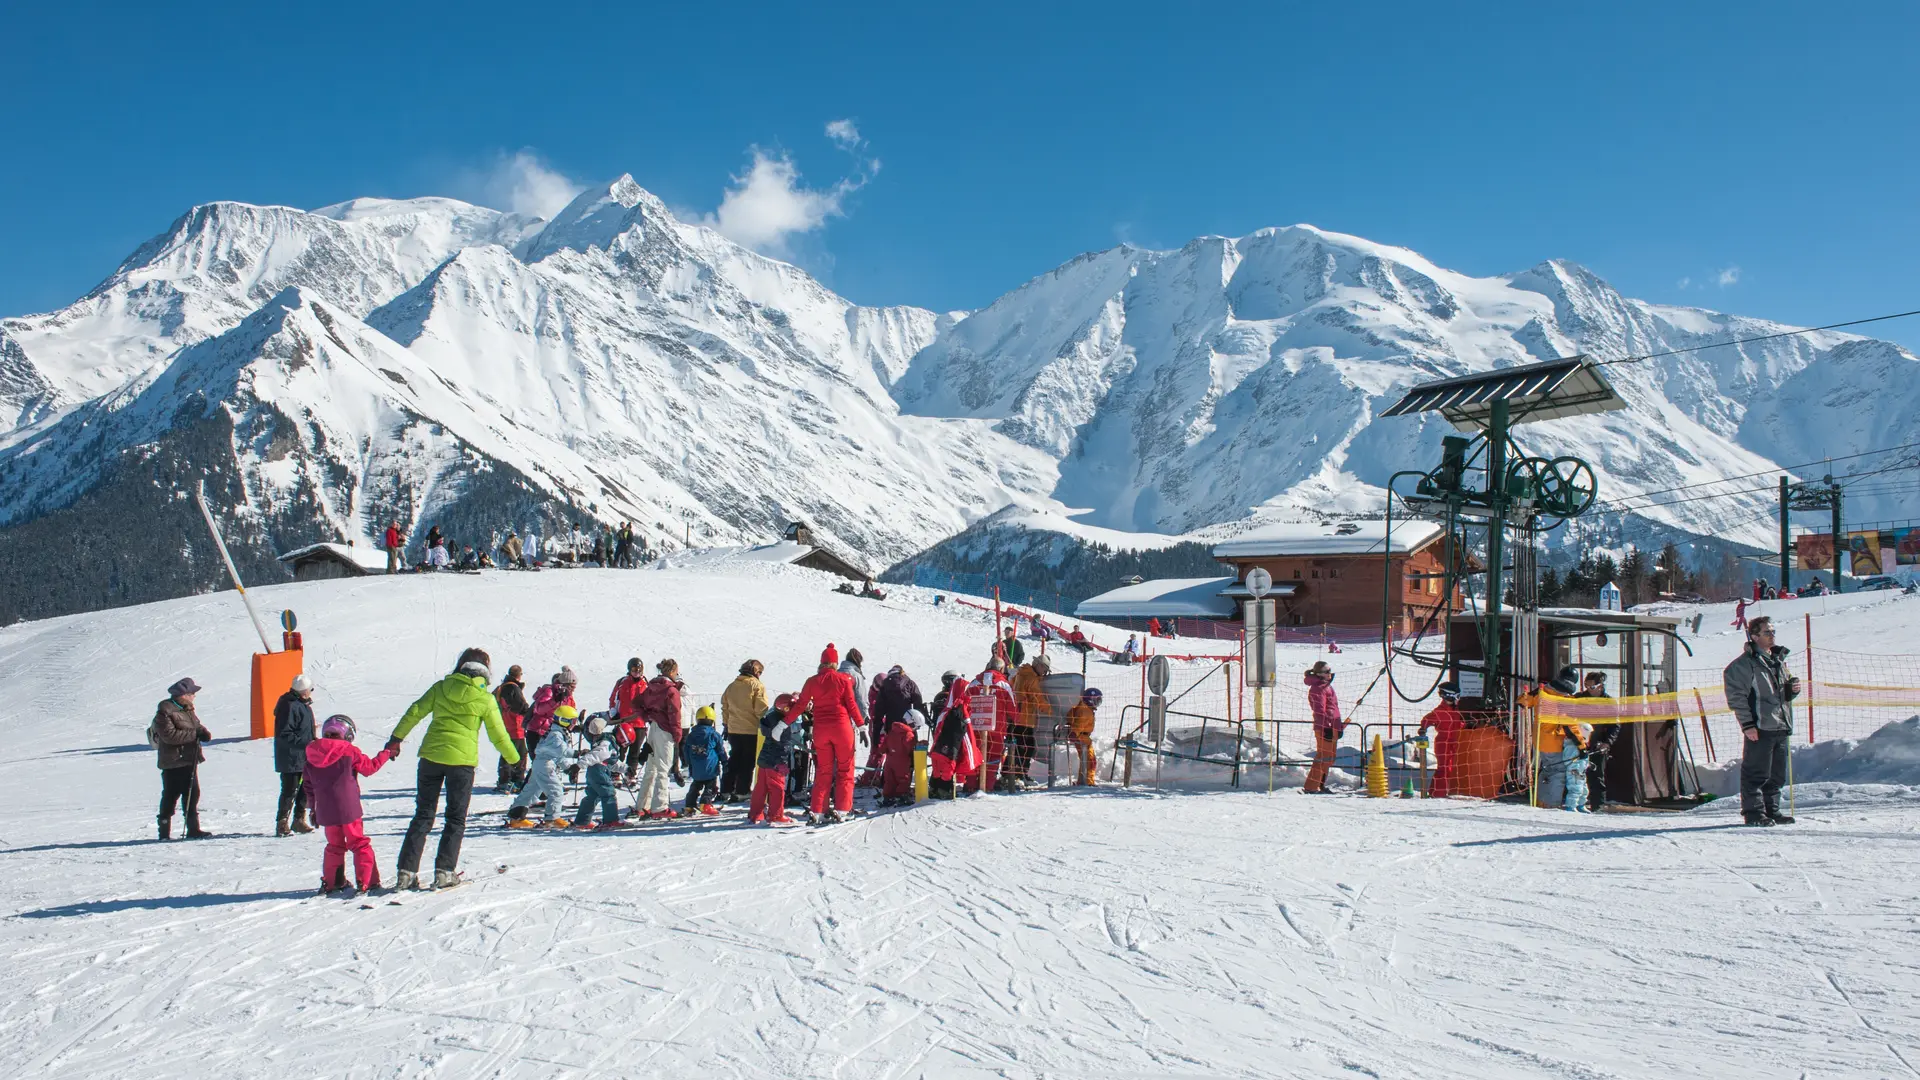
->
[303,715,395,893]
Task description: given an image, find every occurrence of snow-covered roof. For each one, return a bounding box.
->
[277,542,389,572]
[1212,520,1442,559]
[1076,577,1238,619]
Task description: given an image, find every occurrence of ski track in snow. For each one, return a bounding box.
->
[1,567,1918,1077]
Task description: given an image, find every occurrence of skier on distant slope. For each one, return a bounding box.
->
[789,644,863,825]
[386,647,519,890]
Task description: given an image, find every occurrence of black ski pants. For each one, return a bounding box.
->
[1740,729,1791,817]
[159,765,200,825]
[398,760,475,875]
[497,735,528,789]
[277,772,308,820]
[723,733,758,797]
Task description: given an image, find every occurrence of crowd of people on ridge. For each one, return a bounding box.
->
[380,520,652,575]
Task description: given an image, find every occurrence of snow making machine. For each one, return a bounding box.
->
[1377,357,1703,806]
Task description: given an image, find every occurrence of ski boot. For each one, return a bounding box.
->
[157,815,171,841]
[183,818,214,839]
[433,869,463,890]
[543,818,571,830]
[395,869,421,891]
[698,803,720,817]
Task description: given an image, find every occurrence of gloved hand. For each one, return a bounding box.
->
[197,727,212,743]
[386,737,403,757]
[1784,675,1802,701]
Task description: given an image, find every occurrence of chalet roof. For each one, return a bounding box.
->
[1075,577,1238,619]
[277,542,388,573]
[1212,520,1442,559]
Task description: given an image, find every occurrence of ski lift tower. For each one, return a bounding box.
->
[1380,357,1627,710]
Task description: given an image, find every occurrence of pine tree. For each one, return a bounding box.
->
[1539,566,1563,607]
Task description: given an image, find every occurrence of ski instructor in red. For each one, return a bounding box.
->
[789,643,862,825]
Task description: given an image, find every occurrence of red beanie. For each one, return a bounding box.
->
[821,643,839,668]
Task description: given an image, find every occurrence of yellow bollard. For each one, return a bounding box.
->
[1366,734,1389,798]
[913,739,930,803]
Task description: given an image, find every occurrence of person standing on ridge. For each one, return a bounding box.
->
[273,674,318,836]
[386,647,519,890]
[789,644,863,825]
[1723,616,1801,826]
[151,677,213,840]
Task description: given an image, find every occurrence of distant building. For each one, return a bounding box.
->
[1074,520,1462,632]
[778,521,870,582]
[277,542,389,582]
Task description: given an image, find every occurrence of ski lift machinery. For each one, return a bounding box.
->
[1379,357,1641,725]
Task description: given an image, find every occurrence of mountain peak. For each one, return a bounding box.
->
[516,174,674,263]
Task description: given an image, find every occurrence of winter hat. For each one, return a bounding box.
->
[695,704,717,725]
[821,643,839,668]
[291,674,314,694]
[556,666,579,687]
[1032,655,1051,675]
[168,677,201,698]
[585,715,607,738]
[321,714,356,741]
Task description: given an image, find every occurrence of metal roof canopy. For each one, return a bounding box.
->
[1380,356,1626,432]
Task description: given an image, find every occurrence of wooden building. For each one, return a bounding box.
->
[1209,520,1461,632]
[277,542,390,581]
[779,521,870,582]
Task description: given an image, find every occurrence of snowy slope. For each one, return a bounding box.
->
[2,567,1918,1078]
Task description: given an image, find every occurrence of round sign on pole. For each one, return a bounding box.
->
[280,609,298,632]
[1147,655,1171,695]
[1246,567,1272,599]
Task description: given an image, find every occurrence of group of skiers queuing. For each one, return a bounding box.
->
[380,520,651,575]
[150,631,1109,896]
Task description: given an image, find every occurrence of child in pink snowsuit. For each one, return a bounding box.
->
[303,714,396,893]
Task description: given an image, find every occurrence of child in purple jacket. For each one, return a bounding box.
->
[304,714,397,894]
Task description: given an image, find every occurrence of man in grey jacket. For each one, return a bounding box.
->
[1722,617,1802,826]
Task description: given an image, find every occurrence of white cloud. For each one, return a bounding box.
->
[1716,265,1741,287]
[466,150,584,220]
[1676,276,1692,291]
[701,119,879,257]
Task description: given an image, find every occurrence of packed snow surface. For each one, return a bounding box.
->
[2,566,1918,1078]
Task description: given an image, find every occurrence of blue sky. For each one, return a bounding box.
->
[5,2,1917,348]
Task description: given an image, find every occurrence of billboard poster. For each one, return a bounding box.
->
[1796,533,1833,571]
[1849,531,1887,576]
[1896,528,1920,567]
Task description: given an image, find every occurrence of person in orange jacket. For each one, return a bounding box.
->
[787,643,863,824]
[1066,687,1101,786]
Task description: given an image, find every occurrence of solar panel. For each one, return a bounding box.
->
[1380,356,1626,431]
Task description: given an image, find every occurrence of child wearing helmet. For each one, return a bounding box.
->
[878,707,924,807]
[507,705,580,828]
[749,695,802,825]
[302,714,398,894]
[572,713,627,830]
[681,705,728,816]
[1066,688,1102,786]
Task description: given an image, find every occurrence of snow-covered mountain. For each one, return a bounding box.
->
[2,177,1916,624]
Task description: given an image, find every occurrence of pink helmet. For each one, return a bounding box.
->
[321,714,356,741]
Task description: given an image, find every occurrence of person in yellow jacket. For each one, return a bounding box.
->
[385,646,518,890]
[719,660,769,803]
[1066,687,1101,786]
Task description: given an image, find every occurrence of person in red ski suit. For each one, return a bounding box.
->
[967,660,1019,793]
[929,677,979,797]
[1417,684,1466,798]
[788,644,863,821]
[304,715,396,893]
[879,709,922,805]
[1303,661,1344,793]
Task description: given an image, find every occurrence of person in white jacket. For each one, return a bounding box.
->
[507,706,579,827]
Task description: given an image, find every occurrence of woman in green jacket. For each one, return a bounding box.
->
[386,647,519,890]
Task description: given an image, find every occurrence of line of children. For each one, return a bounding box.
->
[302,714,397,894]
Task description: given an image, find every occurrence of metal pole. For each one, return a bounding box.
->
[1779,476,1791,594]
[1484,399,1509,707]
[193,482,276,654]
[1831,483,1844,594]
